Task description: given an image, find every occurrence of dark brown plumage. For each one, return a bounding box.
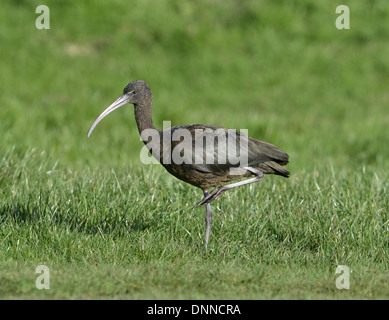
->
[88,80,290,251]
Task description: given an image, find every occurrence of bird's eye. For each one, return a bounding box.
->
[132,90,136,94]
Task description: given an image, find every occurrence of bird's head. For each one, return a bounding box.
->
[122,80,151,105]
[87,80,151,137]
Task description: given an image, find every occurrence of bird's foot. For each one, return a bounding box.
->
[193,186,226,208]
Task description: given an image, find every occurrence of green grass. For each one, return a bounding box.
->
[0,0,388,299]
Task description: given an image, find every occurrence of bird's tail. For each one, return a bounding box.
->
[263,161,290,178]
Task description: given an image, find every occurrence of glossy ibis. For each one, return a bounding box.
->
[88,80,290,251]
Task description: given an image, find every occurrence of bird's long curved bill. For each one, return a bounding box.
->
[87,93,131,137]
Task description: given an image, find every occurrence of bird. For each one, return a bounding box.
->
[88,80,290,251]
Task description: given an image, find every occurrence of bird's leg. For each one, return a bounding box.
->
[194,167,264,207]
[197,190,212,252]
[204,202,212,252]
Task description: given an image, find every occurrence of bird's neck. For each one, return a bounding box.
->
[134,98,165,164]
[134,101,157,140]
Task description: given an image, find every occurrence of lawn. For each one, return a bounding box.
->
[0,0,388,299]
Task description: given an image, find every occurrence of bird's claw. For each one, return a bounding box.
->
[193,186,225,208]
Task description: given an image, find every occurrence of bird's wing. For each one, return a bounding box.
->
[190,126,234,173]
[177,125,288,173]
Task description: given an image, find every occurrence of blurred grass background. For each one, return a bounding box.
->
[0,0,388,299]
[1,0,388,172]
